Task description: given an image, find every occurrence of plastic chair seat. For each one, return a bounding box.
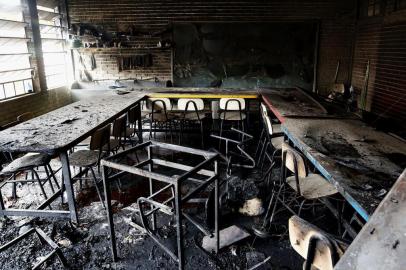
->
[219,112,246,121]
[1,153,50,174]
[69,150,100,167]
[286,174,337,200]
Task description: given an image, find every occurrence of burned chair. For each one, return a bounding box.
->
[211,127,255,175]
[104,114,127,154]
[177,98,206,148]
[0,227,68,269]
[219,98,246,139]
[145,98,176,142]
[0,153,59,205]
[69,124,111,207]
[289,215,348,270]
[253,143,337,238]
[255,103,283,173]
[125,104,142,146]
[101,141,220,270]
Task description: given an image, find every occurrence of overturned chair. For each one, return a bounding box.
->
[211,127,255,175]
[101,141,220,270]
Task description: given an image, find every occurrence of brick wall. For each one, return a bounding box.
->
[0,87,72,126]
[73,47,172,82]
[69,0,356,93]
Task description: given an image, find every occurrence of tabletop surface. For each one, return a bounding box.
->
[282,118,406,218]
[139,87,260,95]
[0,92,144,154]
[261,88,328,122]
[335,169,406,270]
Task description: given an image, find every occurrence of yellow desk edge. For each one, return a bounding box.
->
[148,93,259,99]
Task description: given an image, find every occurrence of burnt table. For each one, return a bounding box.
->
[0,92,145,223]
[282,118,406,221]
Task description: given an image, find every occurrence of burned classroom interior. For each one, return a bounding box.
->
[0,0,405,269]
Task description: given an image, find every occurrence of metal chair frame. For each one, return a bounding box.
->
[178,99,205,148]
[147,99,175,143]
[110,114,128,153]
[126,104,143,146]
[255,104,283,174]
[219,98,246,141]
[211,127,255,175]
[0,156,60,209]
[254,145,330,238]
[71,124,111,207]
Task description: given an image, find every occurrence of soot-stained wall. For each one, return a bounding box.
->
[173,23,317,89]
[68,0,356,93]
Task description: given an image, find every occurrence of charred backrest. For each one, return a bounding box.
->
[90,124,111,151]
[112,115,127,139]
[282,143,307,177]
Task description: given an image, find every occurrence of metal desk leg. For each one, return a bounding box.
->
[175,182,184,270]
[103,166,118,261]
[137,104,143,143]
[147,146,156,230]
[59,151,78,223]
[214,161,219,253]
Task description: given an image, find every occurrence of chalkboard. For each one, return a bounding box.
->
[173,22,317,89]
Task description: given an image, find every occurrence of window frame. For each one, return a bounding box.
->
[0,1,34,101]
[37,0,70,90]
[0,0,71,101]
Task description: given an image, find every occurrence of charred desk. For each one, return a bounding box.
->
[261,88,328,122]
[261,88,406,221]
[101,141,220,270]
[282,118,406,221]
[0,93,145,223]
[335,169,406,270]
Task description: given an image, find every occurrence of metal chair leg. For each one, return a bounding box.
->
[47,164,60,190]
[44,165,55,193]
[90,167,105,209]
[12,174,17,199]
[32,170,52,210]
[200,121,204,149]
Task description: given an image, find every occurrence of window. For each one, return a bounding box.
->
[0,0,33,100]
[359,0,384,17]
[37,0,69,89]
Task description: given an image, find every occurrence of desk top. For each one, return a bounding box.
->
[282,118,406,219]
[335,169,406,270]
[0,92,144,154]
[142,87,259,99]
[261,88,328,122]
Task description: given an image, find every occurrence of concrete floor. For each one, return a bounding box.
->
[0,130,309,270]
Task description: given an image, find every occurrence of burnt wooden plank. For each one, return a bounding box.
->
[282,118,406,219]
[261,88,328,122]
